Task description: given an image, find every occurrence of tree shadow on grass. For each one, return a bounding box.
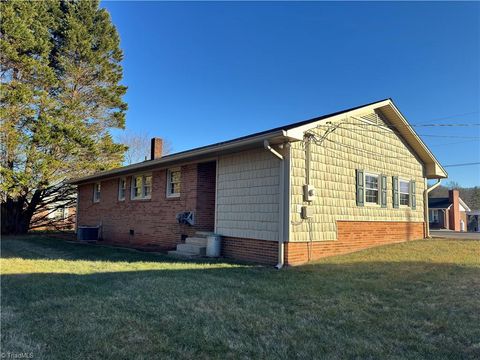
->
[1,235,251,266]
[1,260,479,360]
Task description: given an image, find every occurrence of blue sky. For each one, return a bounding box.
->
[102,1,479,187]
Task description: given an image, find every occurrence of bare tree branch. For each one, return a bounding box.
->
[117,130,173,165]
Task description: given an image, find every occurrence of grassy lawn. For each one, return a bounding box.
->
[1,236,479,359]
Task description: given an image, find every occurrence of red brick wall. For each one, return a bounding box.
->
[77,162,216,249]
[448,190,461,231]
[285,220,425,266]
[221,236,278,265]
[196,162,216,232]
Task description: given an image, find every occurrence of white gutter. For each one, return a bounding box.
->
[424,178,442,238]
[75,188,79,235]
[264,140,285,269]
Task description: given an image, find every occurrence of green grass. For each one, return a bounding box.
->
[1,236,479,359]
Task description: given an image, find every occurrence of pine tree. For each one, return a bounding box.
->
[1,0,127,234]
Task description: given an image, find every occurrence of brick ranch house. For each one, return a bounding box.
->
[428,190,470,231]
[70,99,447,266]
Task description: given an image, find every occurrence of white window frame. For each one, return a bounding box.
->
[166,168,181,198]
[118,177,126,201]
[364,172,380,205]
[429,209,439,223]
[131,173,152,200]
[93,182,101,203]
[399,178,410,207]
[58,207,66,220]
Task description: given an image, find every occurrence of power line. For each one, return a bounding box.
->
[418,134,480,139]
[329,123,480,139]
[334,122,480,127]
[428,139,479,147]
[307,126,419,160]
[309,125,479,164]
[322,138,414,159]
[310,125,480,167]
[443,162,480,168]
[413,124,480,127]
[419,111,479,123]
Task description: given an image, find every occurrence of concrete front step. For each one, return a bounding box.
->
[167,250,200,258]
[177,243,206,256]
[168,233,214,259]
[185,237,208,246]
[196,231,215,237]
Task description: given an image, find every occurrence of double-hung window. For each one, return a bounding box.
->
[167,168,181,198]
[399,179,410,206]
[143,175,152,198]
[429,209,439,223]
[93,182,101,203]
[131,174,152,200]
[118,178,126,201]
[365,173,379,204]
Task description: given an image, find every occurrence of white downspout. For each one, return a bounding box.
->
[75,187,79,235]
[425,178,442,238]
[264,140,285,269]
[264,140,284,160]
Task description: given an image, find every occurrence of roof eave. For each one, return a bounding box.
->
[459,198,472,212]
[69,129,289,185]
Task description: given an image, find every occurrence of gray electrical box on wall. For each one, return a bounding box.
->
[303,184,316,202]
[301,206,312,219]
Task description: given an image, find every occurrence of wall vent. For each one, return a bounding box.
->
[359,111,389,127]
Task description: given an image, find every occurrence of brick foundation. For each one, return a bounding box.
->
[285,220,425,266]
[221,236,278,265]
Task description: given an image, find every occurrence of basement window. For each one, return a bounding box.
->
[399,179,410,206]
[167,168,181,198]
[131,174,152,200]
[365,173,379,204]
[93,182,101,203]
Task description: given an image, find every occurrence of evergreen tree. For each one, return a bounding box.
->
[471,186,480,210]
[1,0,127,234]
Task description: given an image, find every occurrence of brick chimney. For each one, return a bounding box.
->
[448,189,460,231]
[151,138,163,160]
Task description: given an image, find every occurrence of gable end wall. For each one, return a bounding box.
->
[290,111,426,242]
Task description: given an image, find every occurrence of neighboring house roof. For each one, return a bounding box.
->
[428,198,451,209]
[428,197,472,212]
[70,98,447,185]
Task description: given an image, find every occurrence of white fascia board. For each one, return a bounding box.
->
[284,100,392,140]
[459,198,471,212]
[70,130,287,185]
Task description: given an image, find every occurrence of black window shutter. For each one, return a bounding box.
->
[356,169,364,207]
[392,176,399,208]
[381,175,387,208]
[410,180,416,209]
